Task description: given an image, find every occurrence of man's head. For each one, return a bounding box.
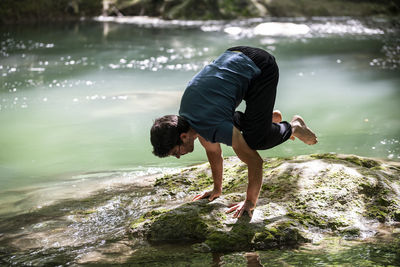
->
[150,115,195,158]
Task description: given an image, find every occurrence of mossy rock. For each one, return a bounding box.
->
[130,154,400,252]
[148,209,209,242]
[339,226,361,238]
[130,198,309,251]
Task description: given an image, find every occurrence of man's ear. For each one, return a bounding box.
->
[180,132,188,142]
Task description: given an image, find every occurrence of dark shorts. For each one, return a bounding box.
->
[227,46,292,150]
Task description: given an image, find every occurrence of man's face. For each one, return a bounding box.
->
[169,134,194,159]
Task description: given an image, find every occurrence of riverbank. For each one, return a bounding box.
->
[1,0,399,24]
[1,154,399,265]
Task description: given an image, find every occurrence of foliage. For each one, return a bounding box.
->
[0,0,102,24]
[1,0,399,24]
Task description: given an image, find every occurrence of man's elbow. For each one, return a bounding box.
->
[206,148,223,159]
[252,156,263,168]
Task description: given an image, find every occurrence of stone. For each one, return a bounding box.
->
[129,154,400,252]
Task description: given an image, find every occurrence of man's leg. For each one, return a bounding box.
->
[229,46,294,150]
[241,54,292,150]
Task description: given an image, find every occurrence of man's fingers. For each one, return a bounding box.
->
[208,194,217,201]
[238,208,244,218]
[247,209,253,218]
[234,209,241,218]
[226,204,239,214]
[192,192,207,201]
[233,209,239,218]
[192,194,203,201]
[192,194,201,201]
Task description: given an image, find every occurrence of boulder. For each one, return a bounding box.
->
[130,154,400,252]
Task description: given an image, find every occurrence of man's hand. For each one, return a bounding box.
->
[192,188,221,202]
[226,199,255,218]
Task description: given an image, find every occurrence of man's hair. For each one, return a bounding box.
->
[150,115,190,158]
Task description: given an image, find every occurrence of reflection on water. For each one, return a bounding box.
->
[0,17,400,265]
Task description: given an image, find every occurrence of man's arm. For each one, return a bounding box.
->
[192,136,223,201]
[228,126,263,218]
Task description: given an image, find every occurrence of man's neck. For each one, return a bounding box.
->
[188,128,199,140]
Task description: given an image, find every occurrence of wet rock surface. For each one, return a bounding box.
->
[130,154,400,252]
[1,154,399,265]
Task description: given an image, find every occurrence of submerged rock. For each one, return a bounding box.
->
[130,154,400,252]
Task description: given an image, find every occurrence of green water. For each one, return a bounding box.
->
[0,17,400,265]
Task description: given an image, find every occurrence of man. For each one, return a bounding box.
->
[150,46,317,218]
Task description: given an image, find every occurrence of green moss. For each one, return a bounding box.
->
[310,153,338,160]
[224,194,244,203]
[215,212,227,221]
[253,221,307,249]
[288,211,331,229]
[188,172,213,192]
[393,211,400,221]
[130,216,147,229]
[143,208,170,219]
[377,196,392,207]
[339,227,361,237]
[344,156,381,169]
[262,184,280,193]
[148,210,209,242]
[205,222,256,252]
[310,154,381,169]
[223,171,248,193]
[155,173,195,196]
[253,231,275,244]
[263,158,287,171]
[205,231,234,251]
[130,208,170,230]
[260,171,299,199]
[359,182,383,197]
[366,206,389,222]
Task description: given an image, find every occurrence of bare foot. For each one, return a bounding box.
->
[290,115,318,145]
[272,110,282,123]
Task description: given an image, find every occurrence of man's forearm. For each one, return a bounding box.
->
[198,136,224,192]
[245,158,263,206]
[206,149,223,191]
[232,127,263,207]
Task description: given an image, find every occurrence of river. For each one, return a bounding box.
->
[0,16,399,265]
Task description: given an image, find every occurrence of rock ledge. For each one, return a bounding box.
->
[130,154,400,252]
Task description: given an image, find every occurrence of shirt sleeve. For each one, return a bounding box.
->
[214,121,234,146]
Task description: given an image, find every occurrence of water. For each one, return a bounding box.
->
[0,17,399,265]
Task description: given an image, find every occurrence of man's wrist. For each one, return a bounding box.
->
[244,198,256,210]
[213,185,222,193]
